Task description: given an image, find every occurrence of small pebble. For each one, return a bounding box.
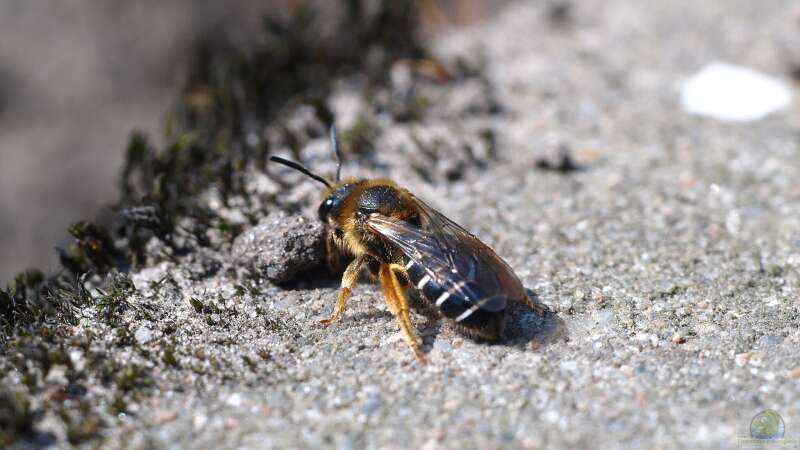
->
[681,62,791,122]
[534,141,581,173]
[559,360,578,373]
[193,414,208,430]
[734,352,751,367]
[433,340,453,352]
[362,395,383,416]
[135,325,153,345]
[546,0,572,25]
[672,333,686,344]
[226,393,243,407]
[619,365,634,377]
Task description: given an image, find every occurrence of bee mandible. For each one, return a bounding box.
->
[270,127,546,362]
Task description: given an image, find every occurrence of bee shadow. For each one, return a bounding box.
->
[345,309,394,324]
[274,266,343,290]
[415,291,566,354]
[499,289,568,348]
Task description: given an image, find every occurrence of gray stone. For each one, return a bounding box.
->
[232,211,326,284]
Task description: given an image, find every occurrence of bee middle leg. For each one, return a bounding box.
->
[379,263,426,363]
[319,255,366,326]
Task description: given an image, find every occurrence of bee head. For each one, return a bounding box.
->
[318,183,358,222]
[270,124,352,225]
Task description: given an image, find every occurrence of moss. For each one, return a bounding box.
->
[117,205,173,265]
[396,94,433,122]
[0,387,34,447]
[147,275,172,294]
[109,394,129,416]
[258,349,272,361]
[100,360,152,393]
[189,297,222,317]
[162,344,180,368]
[95,273,135,325]
[114,327,135,346]
[234,277,264,299]
[114,364,153,392]
[2,269,48,331]
[58,402,104,445]
[189,297,204,313]
[0,284,22,329]
[341,117,378,155]
[47,346,72,369]
[68,222,125,274]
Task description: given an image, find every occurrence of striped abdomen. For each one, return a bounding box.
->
[403,258,506,338]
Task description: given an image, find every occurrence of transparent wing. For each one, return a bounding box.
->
[366,197,527,312]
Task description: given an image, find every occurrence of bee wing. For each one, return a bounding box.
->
[366,198,528,312]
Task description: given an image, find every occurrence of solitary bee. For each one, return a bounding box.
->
[270,128,546,362]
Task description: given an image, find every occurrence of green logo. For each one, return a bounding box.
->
[750,410,785,440]
[738,409,798,448]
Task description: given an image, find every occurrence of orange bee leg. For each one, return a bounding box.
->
[319,255,365,326]
[380,264,426,364]
[521,296,549,315]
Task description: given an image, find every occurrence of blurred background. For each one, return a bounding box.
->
[0,0,506,283]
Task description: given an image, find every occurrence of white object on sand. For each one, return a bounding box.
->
[681,62,792,122]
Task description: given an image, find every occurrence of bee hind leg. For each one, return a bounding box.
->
[521,295,549,316]
[379,264,426,364]
[319,255,366,326]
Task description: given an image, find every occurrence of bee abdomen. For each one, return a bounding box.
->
[403,259,505,338]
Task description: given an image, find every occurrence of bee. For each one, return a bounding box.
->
[270,127,546,362]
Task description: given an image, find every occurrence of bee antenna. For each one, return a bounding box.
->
[269,156,332,189]
[330,124,342,181]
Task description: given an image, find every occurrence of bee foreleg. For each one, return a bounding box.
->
[379,264,426,363]
[325,233,341,273]
[319,255,366,326]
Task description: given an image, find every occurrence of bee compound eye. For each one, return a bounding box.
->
[318,198,334,221]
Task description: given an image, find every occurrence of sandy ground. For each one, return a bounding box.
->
[5,0,800,449]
